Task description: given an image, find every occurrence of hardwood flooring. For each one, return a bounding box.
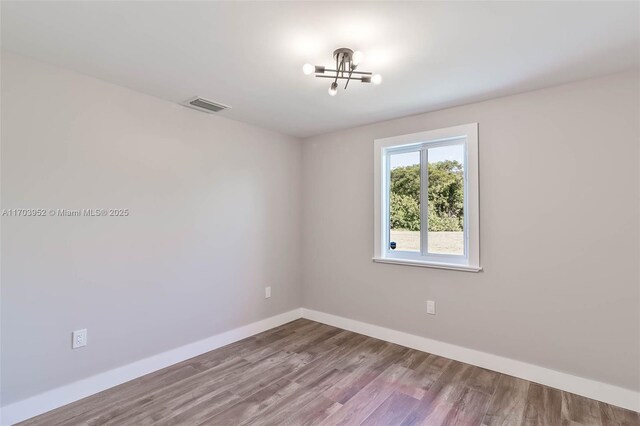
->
[20,319,639,426]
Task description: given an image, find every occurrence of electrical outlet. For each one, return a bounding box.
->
[426,300,436,315]
[72,329,87,349]
[265,286,271,299]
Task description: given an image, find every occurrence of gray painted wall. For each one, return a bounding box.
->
[1,52,303,405]
[2,51,638,408]
[301,71,640,392]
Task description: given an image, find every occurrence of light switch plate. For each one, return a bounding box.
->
[426,300,436,315]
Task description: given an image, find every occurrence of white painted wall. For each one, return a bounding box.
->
[301,71,640,392]
[0,52,302,405]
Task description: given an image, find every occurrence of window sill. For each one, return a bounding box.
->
[372,257,482,272]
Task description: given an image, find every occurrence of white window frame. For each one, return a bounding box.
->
[373,123,481,272]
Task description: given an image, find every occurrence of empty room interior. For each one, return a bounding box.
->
[1,1,639,425]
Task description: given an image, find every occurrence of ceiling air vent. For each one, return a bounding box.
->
[183,97,231,114]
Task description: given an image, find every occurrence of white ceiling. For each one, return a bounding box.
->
[2,1,638,138]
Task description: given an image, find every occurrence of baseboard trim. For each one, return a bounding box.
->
[301,308,640,412]
[3,306,637,425]
[0,308,303,426]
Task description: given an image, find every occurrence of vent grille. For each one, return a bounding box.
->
[183,97,230,113]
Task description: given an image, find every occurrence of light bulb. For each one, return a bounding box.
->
[371,74,382,85]
[328,82,338,96]
[302,63,314,75]
[352,50,364,66]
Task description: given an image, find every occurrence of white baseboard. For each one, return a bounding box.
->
[301,308,640,412]
[0,309,302,426]
[3,306,637,425]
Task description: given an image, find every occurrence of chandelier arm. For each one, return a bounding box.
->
[320,69,372,76]
[345,70,353,89]
[315,75,370,81]
[345,58,355,89]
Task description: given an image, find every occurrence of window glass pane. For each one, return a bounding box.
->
[389,151,420,252]
[427,143,465,255]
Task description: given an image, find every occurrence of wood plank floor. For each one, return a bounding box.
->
[20,319,639,426]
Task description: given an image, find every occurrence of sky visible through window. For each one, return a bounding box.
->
[390,144,463,168]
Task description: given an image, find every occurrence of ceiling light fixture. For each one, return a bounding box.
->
[303,48,382,96]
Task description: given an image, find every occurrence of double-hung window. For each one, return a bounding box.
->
[373,123,481,272]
